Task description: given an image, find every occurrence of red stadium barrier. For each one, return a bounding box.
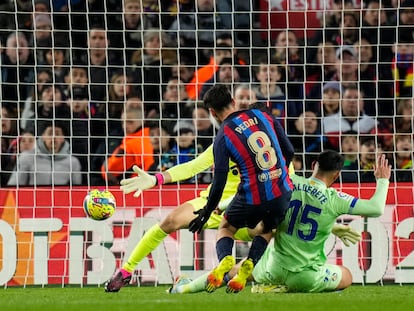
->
[0,183,413,286]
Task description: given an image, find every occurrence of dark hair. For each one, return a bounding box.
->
[36,66,53,77]
[249,101,271,113]
[194,101,208,111]
[219,57,235,66]
[71,86,89,100]
[359,135,377,146]
[38,120,68,137]
[203,84,232,113]
[216,32,233,41]
[178,54,196,66]
[316,150,344,172]
[341,130,358,138]
[253,54,280,74]
[343,83,363,96]
[39,83,66,101]
[397,27,413,43]
[215,43,232,51]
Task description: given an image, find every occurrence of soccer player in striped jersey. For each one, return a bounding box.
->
[188,85,294,293]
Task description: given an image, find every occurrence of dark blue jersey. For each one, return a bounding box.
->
[211,109,293,207]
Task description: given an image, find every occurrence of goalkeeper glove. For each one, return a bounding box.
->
[120,165,164,197]
[331,224,361,247]
[188,208,212,234]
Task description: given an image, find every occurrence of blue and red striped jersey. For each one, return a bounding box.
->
[213,109,294,205]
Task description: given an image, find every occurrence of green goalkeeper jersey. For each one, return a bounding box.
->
[167,145,240,201]
[272,174,390,272]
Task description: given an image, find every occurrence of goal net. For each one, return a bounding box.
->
[0,0,413,287]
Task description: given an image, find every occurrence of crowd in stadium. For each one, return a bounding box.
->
[0,0,413,187]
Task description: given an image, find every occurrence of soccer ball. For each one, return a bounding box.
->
[83,189,116,221]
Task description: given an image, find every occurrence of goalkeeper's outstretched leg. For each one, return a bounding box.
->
[105,197,255,293]
[105,200,201,292]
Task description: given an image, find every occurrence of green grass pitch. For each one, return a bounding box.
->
[0,284,413,311]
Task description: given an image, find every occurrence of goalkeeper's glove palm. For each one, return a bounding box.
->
[120,165,156,197]
[331,224,361,247]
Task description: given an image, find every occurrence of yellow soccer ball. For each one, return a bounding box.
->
[83,189,116,221]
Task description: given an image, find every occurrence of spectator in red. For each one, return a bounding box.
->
[101,107,154,185]
[199,57,243,100]
[186,33,247,101]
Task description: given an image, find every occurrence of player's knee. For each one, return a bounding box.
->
[160,213,182,232]
[337,266,353,290]
[160,204,193,232]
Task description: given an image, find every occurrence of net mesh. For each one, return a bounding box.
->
[0,0,413,287]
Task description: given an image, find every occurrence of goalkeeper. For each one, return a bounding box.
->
[170,151,390,294]
[104,142,253,292]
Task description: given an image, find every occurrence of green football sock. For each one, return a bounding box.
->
[122,224,168,273]
[180,272,210,293]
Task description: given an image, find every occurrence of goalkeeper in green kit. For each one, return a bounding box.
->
[170,150,391,294]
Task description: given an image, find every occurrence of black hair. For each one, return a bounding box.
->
[36,66,53,77]
[203,84,232,113]
[216,32,233,41]
[71,86,89,100]
[219,56,236,66]
[359,135,377,146]
[397,27,413,43]
[249,101,271,113]
[316,150,344,172]
[194,101,208,111]
[39,83,66,101]
[215,42,232,51]
[38,119,69,137]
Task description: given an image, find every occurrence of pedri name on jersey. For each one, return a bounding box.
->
[294,182,328,204]
[234,117,258,134]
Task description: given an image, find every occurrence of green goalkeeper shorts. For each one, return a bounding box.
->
[187,196,252,242]
[252,247,342,293]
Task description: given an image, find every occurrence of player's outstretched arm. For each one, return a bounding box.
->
[120,165,166,197]
[373,154,392,180]
[351,155,391,217]
[120,145,215,197]
[166,144,214,182]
